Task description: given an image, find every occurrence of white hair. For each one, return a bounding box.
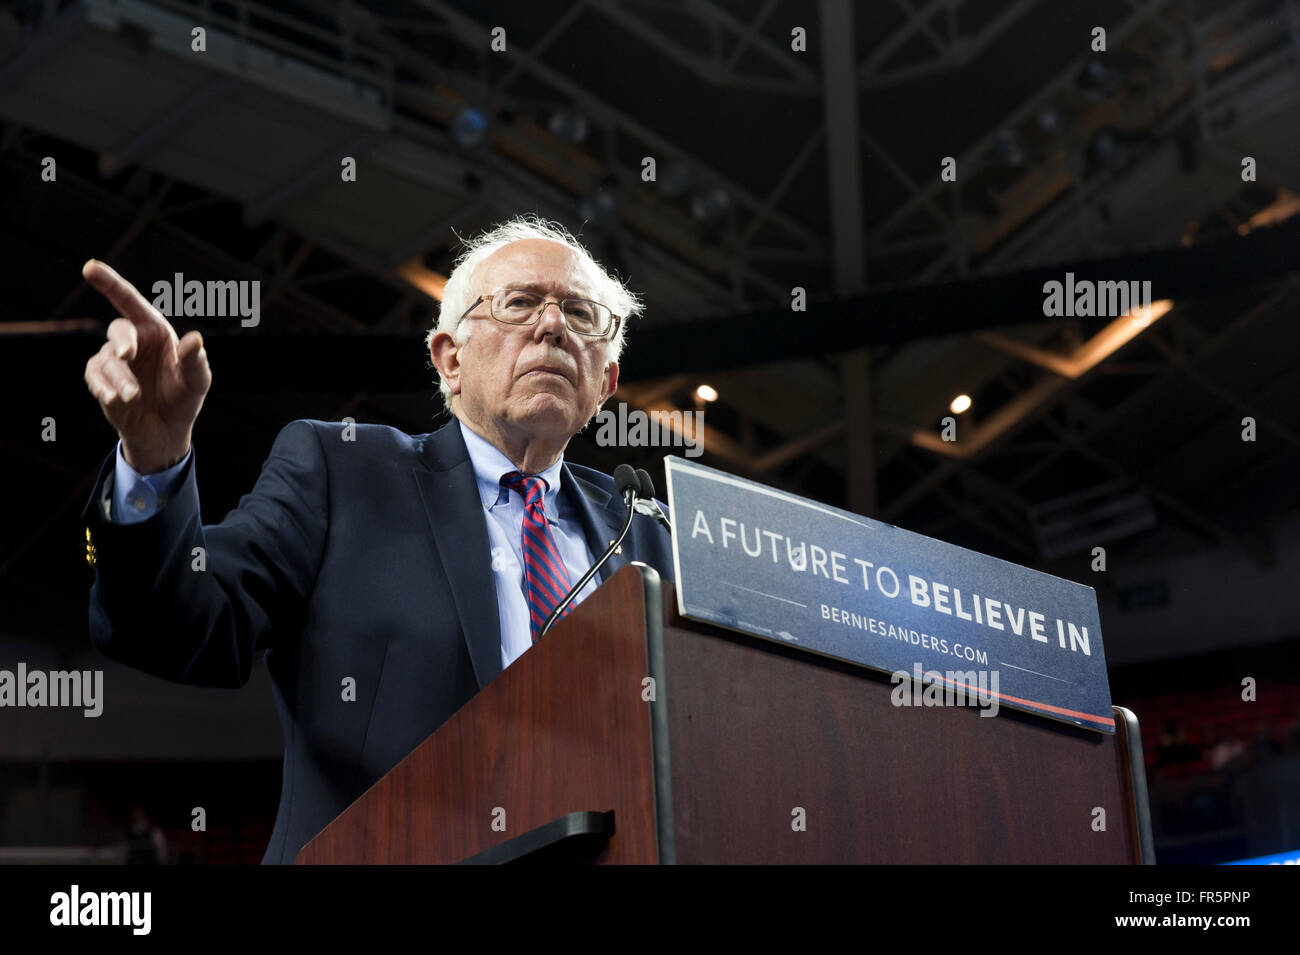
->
[425,214,643,412]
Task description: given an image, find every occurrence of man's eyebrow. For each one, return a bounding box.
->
[506,280,594,299]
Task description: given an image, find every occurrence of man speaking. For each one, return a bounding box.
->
[79,216,675,864]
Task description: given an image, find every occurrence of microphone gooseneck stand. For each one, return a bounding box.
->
[539,465,640,639]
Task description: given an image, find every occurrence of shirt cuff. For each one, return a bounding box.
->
[109,440,191,525]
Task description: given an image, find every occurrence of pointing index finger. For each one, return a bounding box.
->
[82,259,175,337]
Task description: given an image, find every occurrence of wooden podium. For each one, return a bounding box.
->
[296,563,1154,864]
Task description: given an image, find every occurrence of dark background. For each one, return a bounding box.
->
[1,0,1298,864]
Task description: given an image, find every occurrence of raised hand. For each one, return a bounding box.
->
[81,260,212,474]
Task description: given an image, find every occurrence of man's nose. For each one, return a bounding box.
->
[533,301,570,340]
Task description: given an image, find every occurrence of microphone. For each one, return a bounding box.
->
[633,468,673,535]
[540,464,641,638]
[614,463,639,505]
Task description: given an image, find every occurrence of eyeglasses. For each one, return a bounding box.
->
[460,288,620,339]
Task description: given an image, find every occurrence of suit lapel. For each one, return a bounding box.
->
[563,465,632,585]
[412,421,502,690]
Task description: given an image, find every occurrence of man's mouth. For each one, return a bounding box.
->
[521,366,572,383]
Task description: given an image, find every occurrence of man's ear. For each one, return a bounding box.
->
[430,331,463,397]
[598,360,619,411]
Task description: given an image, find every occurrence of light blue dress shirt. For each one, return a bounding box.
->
[106,439,190,524]
[457,420,599,669]
[103,423,598,670]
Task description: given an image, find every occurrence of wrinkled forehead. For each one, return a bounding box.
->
[471,239,599,299]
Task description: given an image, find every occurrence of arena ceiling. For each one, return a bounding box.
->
[2,0,1299,645]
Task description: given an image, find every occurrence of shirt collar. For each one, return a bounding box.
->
[458,418,565,519]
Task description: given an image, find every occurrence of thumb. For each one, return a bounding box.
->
[176,330,211,394]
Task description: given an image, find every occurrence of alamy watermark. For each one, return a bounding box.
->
[1042,272,1152,319]
[50,885,150,935]
[0,664,103,717]
[151,273,260,327]
[593,401,703,457]
[890,662,1000,718]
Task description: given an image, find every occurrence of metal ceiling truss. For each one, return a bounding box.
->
[320,0,809,307]
[578,0,818,95]
[860,0,1038,90]
[868,0,1289,283]
[1034,409,1258,563]
[9,0,1293,557]
[11,0,785,319]
[4,137,371,333]
[539,0,1296,530]
[985,31,1300,273]
[1002,280,1293,502]
[909,459,1039,561]
[988,282,1295,564]
[46,175,176,323]
[387,0,827,261]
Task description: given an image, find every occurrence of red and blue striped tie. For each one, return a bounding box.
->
[500,471,574,642]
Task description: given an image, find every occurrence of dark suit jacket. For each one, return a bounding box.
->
[81,418,675,864]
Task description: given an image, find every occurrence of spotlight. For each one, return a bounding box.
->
[994,129,1026,167]
[577,188,618,224]
[950,394,972,414]
[695,384,718,403]
[547,109,588,144]
[450,107,489,150]
[1037,108,1063,135]
[1087,128,1133,171]
[1076,60,1119,103]
[690,187,730,221]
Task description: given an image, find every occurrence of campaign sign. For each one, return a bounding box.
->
[665,457,1114,733]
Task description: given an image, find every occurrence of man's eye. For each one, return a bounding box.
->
[504,293,540,309]
[565,302,595,321]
